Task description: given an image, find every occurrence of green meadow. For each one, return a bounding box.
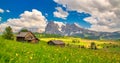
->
[0,36,120,63]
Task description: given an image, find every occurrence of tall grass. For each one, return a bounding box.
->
[0,37,120,63]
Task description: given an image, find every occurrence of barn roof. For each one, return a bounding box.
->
[48,40,65,45]
[16,31,35,37]
[17,32,28,37]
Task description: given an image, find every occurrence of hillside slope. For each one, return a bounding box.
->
[0,38,120,63]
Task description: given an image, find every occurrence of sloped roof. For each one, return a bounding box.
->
[17,32,28,37]
[48,40,65,45]
[16,31,36,38]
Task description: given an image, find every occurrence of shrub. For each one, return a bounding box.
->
[80,45,85,48]
[90,42,97,50]
[72,39,80,43]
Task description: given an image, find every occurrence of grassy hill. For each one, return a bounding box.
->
[0,36,120,63]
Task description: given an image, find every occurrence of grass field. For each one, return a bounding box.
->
[40,37,117,48]
[0,37,120,63]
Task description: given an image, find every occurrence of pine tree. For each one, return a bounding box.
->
[2,26,14,40]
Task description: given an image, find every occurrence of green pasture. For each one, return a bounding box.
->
[40,37,116,48]
[0,37,120,63]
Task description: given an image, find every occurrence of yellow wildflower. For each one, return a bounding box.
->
[16,53,18,56]
[30,56,33,60]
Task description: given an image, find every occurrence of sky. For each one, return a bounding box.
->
[0,0,120,32]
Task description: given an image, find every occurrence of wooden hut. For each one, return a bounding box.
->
[47,40,65,46]
[16,31,39,43]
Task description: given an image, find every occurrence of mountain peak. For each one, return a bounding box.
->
[73,23,81,28]
[45,21,84,35]
[45,21,120,39]
[54,21,65,27]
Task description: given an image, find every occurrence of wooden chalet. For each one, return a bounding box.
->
[16,31,39,43]
[47,40,65,46]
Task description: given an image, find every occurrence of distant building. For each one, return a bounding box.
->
[16,31,39,43]
[47,40,65,46]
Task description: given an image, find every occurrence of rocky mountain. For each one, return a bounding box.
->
[45,21,120,39]
[45,21,62,34]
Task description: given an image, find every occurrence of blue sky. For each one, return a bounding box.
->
[0,0,120,32]
[0,0,91,28]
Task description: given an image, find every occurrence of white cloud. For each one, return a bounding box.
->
[53,7,69,19]
[45,13,48,17]
[6,10,10,13]
[0,9,47,32]
[0,8,4,13]
[54,0,120,32]
[0,8,10,13]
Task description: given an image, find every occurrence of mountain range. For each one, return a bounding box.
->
[45,21,120,40]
